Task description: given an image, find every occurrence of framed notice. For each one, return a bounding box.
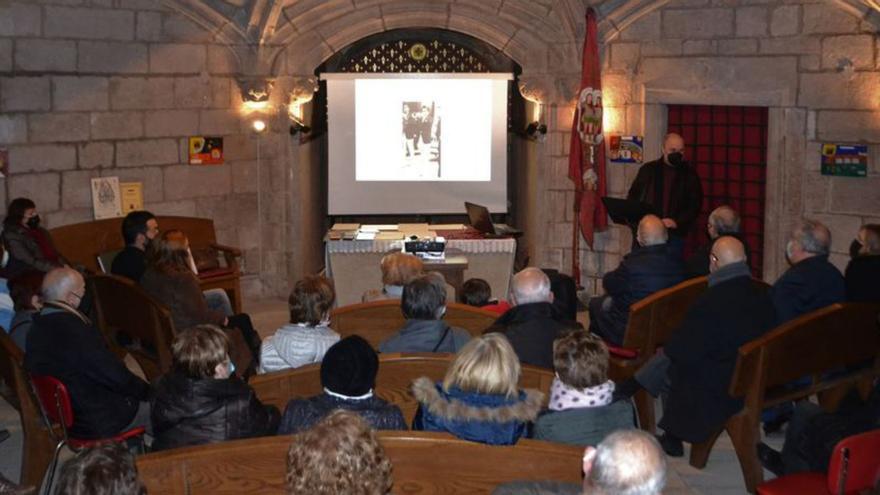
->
[189,136,224,165]
[120,182,144,214]
[91,177,123,220]
[821,144,868,177]
[609,135,643,164]
[0,148,7,177]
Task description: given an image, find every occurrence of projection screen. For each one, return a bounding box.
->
[324,73,512,215]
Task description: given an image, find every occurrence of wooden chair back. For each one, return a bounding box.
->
[330,300,499,348]
[690,302,880,493]
[251,353,554,425]
[0,331,54,488]
[136,431,583,494]
[89,274,176,382]
[619,276,709,354]
[50,216,221,273]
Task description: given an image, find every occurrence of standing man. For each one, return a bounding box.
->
[627,133,703,246]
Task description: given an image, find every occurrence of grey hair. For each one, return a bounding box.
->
[590,430,667,495]
[793,218,831,255]
[709,206,741,235]
[511,267,552,305]
[40,267,81,302]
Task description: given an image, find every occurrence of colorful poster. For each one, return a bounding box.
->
[0,148,7,178]
[90,176,123,220]
[120,182,144,214]
[609,135,644,164]
[189,136,224,165]
[821,144,868,177]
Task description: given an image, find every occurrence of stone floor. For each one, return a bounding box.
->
[0,298,783,493]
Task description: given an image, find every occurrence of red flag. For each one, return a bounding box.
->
[568,7,608,256]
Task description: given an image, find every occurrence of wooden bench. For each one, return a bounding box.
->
[0,331,54,489]
[329,300,500,349]
[136,431,583,494]
[687,302,880,493]
[50,215,243,313]
[250,352,554,425]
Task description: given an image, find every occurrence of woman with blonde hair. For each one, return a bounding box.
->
[362,252,424,302]
[411,333,543,445]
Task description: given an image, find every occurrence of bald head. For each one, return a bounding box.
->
[511,267,552,306]
[583,429,667,495]
[637,215,668,247]
[708,206,741,239]
[41,268,85,307]
[710,236,747,273]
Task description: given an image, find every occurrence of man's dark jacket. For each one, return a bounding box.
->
[771,255,845,325]
[592,244,684,346]
[627,158,703,237]
[111,245,147,282]
[659,273,777,442]
[151,371,280,451]
[25,304,151,439]
[484,302,580,369]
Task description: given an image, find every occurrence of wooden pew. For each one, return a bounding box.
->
[0,331,54,489]
[687,303,880,493]
[136,431,583,494]
[329,300,499,349]
[250,353,554,425]
[50,215,243,313]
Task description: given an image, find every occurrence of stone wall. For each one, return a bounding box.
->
[0,0,292,296]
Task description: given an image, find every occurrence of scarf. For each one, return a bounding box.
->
[549,377,615,411]
[25,227,60,264]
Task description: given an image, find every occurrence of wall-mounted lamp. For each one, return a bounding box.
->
[239,78,275,111]
[289,121,311,136]
[287,77,318,138]
[526,121,547,142]
[252,119,267,133]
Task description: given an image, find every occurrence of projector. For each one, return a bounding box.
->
[404,236,446,260]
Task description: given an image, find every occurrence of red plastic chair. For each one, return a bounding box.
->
[30,375,145,494]
[757,429,880,495]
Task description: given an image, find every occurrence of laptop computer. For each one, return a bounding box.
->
[465,202,521,236]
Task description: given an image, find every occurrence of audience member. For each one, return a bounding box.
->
[55,443,145,495]
[25,268,151,439]
[545,269,579,322]
[153,228,234,316]
[845,223,880,302]
[484,267,581,369]
[362,252,424,302]
[278,335,405,434]
[618,237,776,456]
[378,273,471,353]
[683,205,745,278]
[151,324,279,451]
[286,410,393,495]
[7,270,44,351]
[110,210,158,283]
[141,230,261,367]
[771,219,845,325]
[458,278,510,314]
[589,215,684,347]
[1,198,68,277]
[411,333,542,445]
[261,275,341,373]
[532,332,635,446]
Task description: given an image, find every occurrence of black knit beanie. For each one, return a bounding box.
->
[320,335,379,397]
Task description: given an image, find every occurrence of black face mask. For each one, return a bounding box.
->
[850,239,863,259]
[666,152,684,167]
[26,215,40,229]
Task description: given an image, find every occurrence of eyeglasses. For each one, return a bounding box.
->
[709,253,719,263]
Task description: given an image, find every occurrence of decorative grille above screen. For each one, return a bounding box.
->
[339,39,490,73]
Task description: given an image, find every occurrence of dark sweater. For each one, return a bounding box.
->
[111,246,147,282]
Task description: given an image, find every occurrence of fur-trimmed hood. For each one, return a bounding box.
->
[411,376,544,423]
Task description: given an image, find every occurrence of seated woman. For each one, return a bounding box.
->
[151,324,280,451]
[141,230,261,368]
[532,331,635,446]
[845,223,880,302]
[458,278,510,315]
[1,197,68,278]
[362,252,423,302]
[7,270,44,351]
[411,333,543,445]
[260,275,341,373]
[378,273,471,353]
[277,335,406,434]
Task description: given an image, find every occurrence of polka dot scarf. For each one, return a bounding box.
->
[549,377,615,411]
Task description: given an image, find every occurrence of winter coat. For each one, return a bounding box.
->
[151,371,279,451]
[259,323,340,373]
[844,255,880,303]
[771,255,845,325]
[532,399,636,447]
[140,267,225,331]
[411,377,543,445]
[277,392,406,435]
[1,224,67,277]
[378,319,471,354]
[483,302,581,369]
